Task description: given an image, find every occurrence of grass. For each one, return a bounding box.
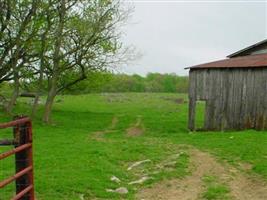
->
[0,93,267,199]
[202,175,231,200]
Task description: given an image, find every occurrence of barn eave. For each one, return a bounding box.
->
[227,39,267,58]
[185,53,267,70]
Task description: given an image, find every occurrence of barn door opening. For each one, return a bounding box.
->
[195,100,206,130]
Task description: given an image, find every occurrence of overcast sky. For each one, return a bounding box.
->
[120,0,267,76]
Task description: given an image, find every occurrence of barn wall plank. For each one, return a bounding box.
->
[188,67,267,131]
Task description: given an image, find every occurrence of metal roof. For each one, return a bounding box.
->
[186,53,267,69]
[227,39,267,58]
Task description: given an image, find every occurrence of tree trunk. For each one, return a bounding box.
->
[43,93,55,123]
[43,79,57,123]
[43,0,66,123]
[31,95,40,118]
[5,67,19,114]
[31,25,47,118]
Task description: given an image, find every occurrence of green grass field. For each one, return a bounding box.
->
[1,93,267,199]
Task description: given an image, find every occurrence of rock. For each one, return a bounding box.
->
[127,159,151,171]
[156,152,185,169]
[169,153,182,159]
[79,194,85,200]
[128,176,151,185]
[110,175,121,183]
[106,187,128,194]
[164,161,177,167]
[106,189,114,193]
[150,171,160,175]
[115,187,128,194]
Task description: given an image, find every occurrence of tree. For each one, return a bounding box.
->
[42,0,132,123]
[0,0,134,120]
[0,0,40,113]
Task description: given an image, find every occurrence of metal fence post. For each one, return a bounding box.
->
[13,116,34,200]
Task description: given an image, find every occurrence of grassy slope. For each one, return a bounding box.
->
[0,93,267,199]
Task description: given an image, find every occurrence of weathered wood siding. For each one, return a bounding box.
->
[188,68,267,131]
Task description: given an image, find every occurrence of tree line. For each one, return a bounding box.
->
[0,0,132,123]
[62,72,189,94]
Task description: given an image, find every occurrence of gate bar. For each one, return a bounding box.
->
[0,166,33,188]
[0,117,30,129]
[12,185,33,200]
[0,143,32,160]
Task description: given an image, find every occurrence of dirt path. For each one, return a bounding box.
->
[126,116,145,137]
[90,116,118,141]
[137,148,267,200]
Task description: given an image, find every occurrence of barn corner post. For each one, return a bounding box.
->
[13,116,35,200]
[188,69,196,131]
[188,98,196,131]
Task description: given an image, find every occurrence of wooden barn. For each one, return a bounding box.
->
[186,39,267,131]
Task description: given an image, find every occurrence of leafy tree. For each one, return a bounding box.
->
[0,0,40,113]
[0,0,134,122]
[42,0,132,123]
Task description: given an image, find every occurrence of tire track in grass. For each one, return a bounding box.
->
[90,116,119,141]
[137,147,267,200]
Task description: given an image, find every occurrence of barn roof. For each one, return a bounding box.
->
[186,53,267,69]
[227,39,267,58]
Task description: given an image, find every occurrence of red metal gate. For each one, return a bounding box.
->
[0,117,34,200]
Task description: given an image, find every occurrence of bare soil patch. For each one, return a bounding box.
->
[104,93,131,103]
[90,116,118,141]
[127,127,143,137]
[127,117,145,137]
[136,148,267,200]
[91,130,116,141]
[109,116,118,129]
[160,97,186,104]
[175,98,185,104]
